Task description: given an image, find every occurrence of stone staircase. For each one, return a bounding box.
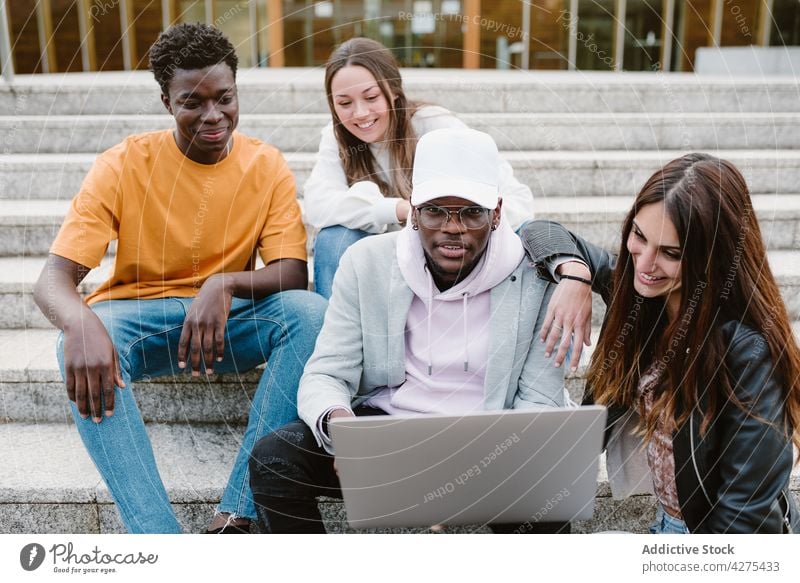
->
[1,68,798,533]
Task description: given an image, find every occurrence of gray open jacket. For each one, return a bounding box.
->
[521,220,798,534]
[297,231,566,452]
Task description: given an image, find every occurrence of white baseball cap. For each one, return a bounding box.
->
[411,127,501,209]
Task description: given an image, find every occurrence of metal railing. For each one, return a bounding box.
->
[0,0,14,83]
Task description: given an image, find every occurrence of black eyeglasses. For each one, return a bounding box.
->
[415,205,492,230]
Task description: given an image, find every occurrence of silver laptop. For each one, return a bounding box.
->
[329,405,607,529]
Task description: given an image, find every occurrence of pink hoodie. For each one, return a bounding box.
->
[365,216,525,415]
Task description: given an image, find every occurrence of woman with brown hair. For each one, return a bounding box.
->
[305,37,534,298]
[522,153,800,533]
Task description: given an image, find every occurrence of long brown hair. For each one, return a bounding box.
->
[588,153,800,452]
[324,37,418,200]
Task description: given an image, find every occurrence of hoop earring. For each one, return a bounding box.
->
[412,224,419,231]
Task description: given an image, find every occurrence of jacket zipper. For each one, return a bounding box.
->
[689,413,713,506]
[780,490,793,534]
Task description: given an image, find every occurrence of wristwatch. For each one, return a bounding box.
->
[321,409,337,439]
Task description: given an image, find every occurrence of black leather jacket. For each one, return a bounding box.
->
[522,220,798,533]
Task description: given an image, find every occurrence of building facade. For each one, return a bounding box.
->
[2,0,800,75]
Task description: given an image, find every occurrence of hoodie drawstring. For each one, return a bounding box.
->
[423,270,471,375]
[427,275,433,376]
[462,292,469,372]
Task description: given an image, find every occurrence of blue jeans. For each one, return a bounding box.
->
[649,504,690,534]
[56,291,327,533]
[313,226,370,299]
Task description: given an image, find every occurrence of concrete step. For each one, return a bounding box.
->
[4,249,800,329]
[5,314,797,426]
[0,420,797,533]
[4,112,800,154]
[0,199,69,256]
[3,69,800,115]
[4,319,800,419]
[5,321,799,425]
[0,324,582,424]
[5,149,800,201]
[534,193,800,253]
[0,151,314,201]
[3,194,799,256]
[0,328,259,424]
[4,193,800,257]
[0,421,241,533]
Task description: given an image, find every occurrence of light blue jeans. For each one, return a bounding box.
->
[313,226,370,299]
[649,504,690,534]
[56,291,327,533]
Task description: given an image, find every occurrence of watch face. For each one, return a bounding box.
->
[322,411,334,435]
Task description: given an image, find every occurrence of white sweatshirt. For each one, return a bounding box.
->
[302,105,535,233]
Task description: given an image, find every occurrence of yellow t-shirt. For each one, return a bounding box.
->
[50,130,307,304]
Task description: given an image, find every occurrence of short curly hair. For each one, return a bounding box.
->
[149,22,238,95]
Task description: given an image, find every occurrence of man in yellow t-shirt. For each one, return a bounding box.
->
[33,23,327,534]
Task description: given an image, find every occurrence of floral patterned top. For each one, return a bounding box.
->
[638,364,683,519]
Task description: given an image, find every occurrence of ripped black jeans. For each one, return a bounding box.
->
[249,406,570,534]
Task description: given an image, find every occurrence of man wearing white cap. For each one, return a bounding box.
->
[249,128,568,533]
